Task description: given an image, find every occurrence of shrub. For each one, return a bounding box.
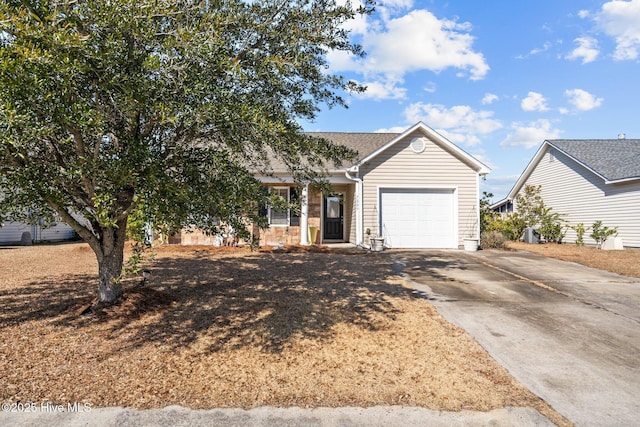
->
[590,220,618,249]
[571,223,588,246]
[479,185,566,243]
[538,208,566,243]
[480,230,506,249]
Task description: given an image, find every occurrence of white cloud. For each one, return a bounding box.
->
[565,37,600,63]
[529,42,552,56]
[403,103,502,146]
[482,93,499,105]
[353,77,407,100]
[329,8,489,100]
[596,0,640,60]
[516,41,558,59]
[564,88,603,111]
[423,82,437,93]
[375,0,415,21]
[578,10,591,18]
[364,10,489,79]
[500,119,562,148]
[379,0,414,8]
[521,92,549,112]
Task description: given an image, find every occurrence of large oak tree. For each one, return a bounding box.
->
[0,0,370,303]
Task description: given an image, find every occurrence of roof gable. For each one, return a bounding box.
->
[267,123,490,175]
[352,122,490,174]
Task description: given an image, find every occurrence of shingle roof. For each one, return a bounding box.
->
[261,132,400,173]
[306,132,400,161]
[548,139,640,182]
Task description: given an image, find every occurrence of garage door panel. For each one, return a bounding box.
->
[380,189,455,249]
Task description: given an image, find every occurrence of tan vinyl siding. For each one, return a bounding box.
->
[359,131,479,247]
[518,147,640,247]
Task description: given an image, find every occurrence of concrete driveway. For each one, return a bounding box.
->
[392,249,640,427]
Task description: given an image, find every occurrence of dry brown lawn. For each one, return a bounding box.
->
[507,241,640,278]
[0,243,568,425]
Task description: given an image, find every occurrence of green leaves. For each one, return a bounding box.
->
[590,220,618,249]
[1,0,367,250]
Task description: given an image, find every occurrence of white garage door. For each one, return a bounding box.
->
[380,188,456,248]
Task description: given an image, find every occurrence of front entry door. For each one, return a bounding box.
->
[323,194,344,240]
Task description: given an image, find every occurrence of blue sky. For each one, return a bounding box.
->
[300,0,640,201]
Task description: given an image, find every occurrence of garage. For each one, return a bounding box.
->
[379,188,456,248]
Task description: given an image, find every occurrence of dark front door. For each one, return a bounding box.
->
[323,194,344,240]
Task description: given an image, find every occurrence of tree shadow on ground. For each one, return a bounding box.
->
[0,274,97,326]
[103,251,423,354]
[1,249,430,355]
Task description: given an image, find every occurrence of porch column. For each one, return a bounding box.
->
[299,183,309,245]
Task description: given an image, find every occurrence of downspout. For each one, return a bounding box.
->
[344,168,364,247]
[299,183,309,245]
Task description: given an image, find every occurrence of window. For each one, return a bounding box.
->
[266,186,301,226]
[269,187,289,226]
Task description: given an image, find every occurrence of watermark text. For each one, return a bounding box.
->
[2,402,92,413]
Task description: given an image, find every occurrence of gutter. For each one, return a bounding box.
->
[344,168,365,247]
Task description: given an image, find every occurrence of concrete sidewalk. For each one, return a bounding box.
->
[0,405,554,427]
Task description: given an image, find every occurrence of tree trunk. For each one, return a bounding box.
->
[97,247,124,304]
[95,219,129,304]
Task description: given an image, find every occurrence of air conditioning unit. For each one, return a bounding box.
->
[523,227,540,244]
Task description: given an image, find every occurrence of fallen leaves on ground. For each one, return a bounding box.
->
[0,243,567,426]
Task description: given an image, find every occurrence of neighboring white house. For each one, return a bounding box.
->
[493,137,640,248]
[0,219,77,245]
[175,122,491,249]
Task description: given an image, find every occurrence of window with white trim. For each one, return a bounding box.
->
[262,187,300,226]
[269,187,290,226]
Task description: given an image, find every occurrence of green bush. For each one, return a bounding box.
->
[590,220,618,249]
[480,185,569,243]
[538,207,566,243]
[571,223,588,246]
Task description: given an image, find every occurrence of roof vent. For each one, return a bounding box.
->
[618,133,626,139]
[410,137,427,153]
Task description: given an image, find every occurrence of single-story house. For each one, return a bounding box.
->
[492,136,640,248]
[177,122,490,249]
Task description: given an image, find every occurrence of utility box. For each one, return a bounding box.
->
[523,228,540,244]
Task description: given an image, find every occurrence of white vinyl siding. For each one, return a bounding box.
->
[360,131,479,248]
[517,147,640,247]
[0,220,76,245]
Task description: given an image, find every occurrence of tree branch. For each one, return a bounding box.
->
[67,125,86,158]
[44,198,100,254]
